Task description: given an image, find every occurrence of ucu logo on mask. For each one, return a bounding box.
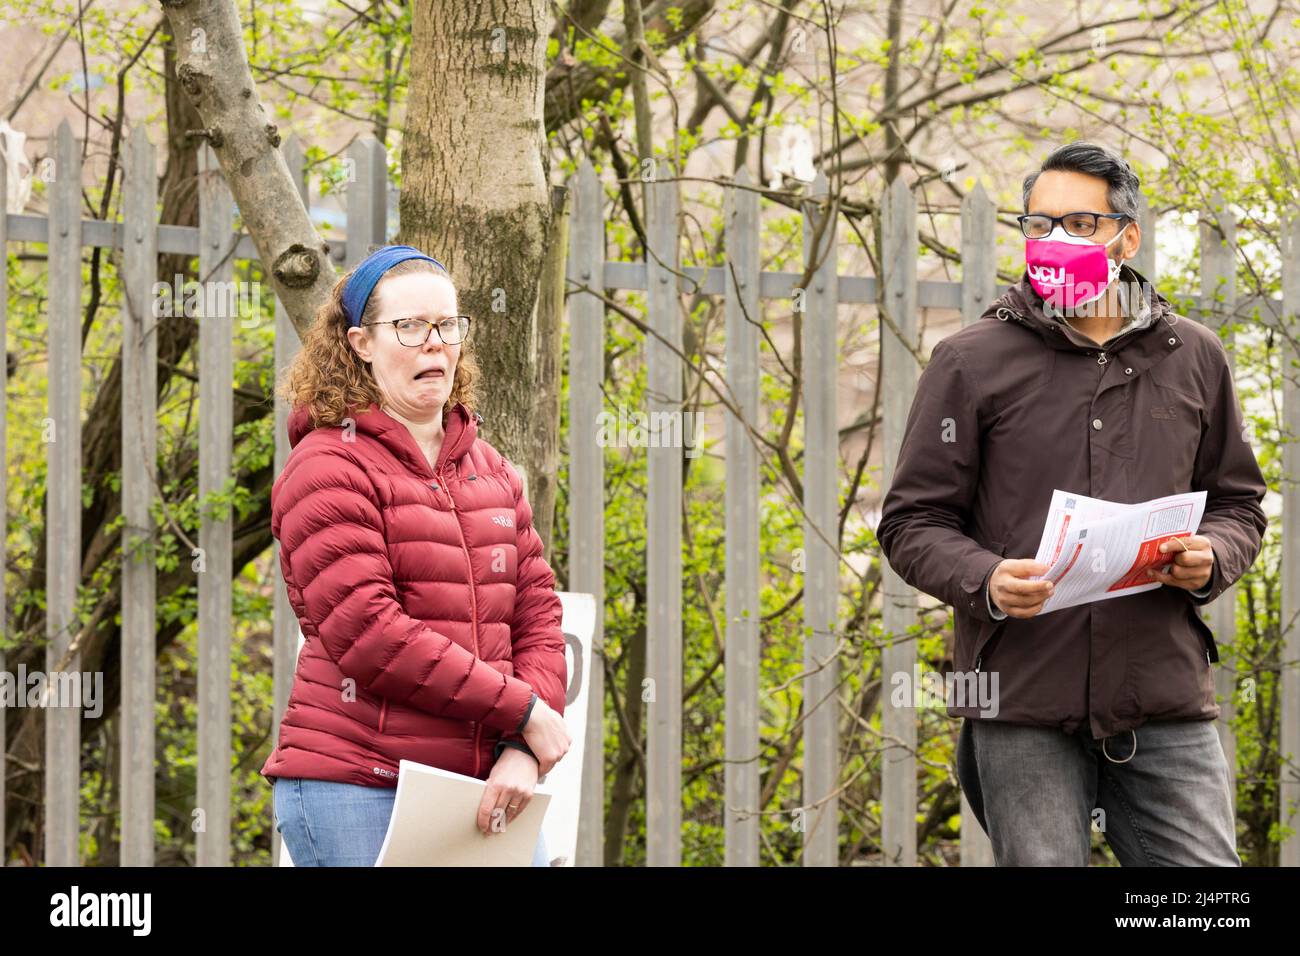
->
[1027,263,1068,284]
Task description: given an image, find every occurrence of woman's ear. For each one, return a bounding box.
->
[346,325,372,362]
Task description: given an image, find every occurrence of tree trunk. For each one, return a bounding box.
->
[401,0,561,546]
[154,0,335,335]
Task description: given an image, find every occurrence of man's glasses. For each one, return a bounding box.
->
[364,315,471,347]
[1017,212,1129,239]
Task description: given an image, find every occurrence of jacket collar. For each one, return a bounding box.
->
[987,264,1187,373]
[287,401,480,478]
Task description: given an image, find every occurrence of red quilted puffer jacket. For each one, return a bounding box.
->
[260,400,567,787]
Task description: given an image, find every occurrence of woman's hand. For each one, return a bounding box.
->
[477,747,538,834]
[521,698,572,776]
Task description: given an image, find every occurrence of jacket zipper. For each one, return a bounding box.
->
[444,461,484,776]
[379,698,387,734]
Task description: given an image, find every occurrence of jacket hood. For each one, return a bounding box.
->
[287,401,481,476]
[989,264,1176,351]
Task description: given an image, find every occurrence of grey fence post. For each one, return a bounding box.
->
[568,160,606,867]
[801,171,839,866]
[346,137,387,265]
[644,170,682,867]
[1133,191,1156,281]
[880,175,918,867]
[120,126,159,866]
[724,168,761,867]
[45,119,83,867]
[1281,213,1300,867]
[196,143,235,867]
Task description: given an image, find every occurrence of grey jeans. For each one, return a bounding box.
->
[957,717,1240,866]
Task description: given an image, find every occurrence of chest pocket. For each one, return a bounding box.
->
[1139,373,1204,488]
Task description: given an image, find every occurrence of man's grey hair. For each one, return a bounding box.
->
[1021,142,1141,219]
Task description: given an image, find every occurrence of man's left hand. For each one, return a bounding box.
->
[1146,534,1214,591]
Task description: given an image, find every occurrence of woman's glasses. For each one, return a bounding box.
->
[364,315,471,347]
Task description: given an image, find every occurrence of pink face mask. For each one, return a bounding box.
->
[1025,222,1129,311]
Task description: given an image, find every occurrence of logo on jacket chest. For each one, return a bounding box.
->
[491,514,514,528]
[1150,405,1178,420]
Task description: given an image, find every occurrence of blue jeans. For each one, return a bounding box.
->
[273,777,550,867]
[957,717,1239,866]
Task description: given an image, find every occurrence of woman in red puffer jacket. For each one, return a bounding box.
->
[261,245,571,866]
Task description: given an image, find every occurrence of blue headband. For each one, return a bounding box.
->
[342,245,446,329]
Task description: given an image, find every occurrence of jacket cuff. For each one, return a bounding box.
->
[515,693,539,734]
[962,550,1005,623]
[985,577,1008,620]
[1186,544,1222,605]
[494,738,537,761]
[477,678,537,734]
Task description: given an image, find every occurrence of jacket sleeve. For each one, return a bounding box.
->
[273,449,537,734]
[1186,345,1268,606]
[876,339,1005,623]
[494,460,569,757]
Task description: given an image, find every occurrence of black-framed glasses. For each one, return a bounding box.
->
[1017,212,1129,239]
[364,314,471,347]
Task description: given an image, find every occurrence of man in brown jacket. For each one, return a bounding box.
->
[876,142,1267,866]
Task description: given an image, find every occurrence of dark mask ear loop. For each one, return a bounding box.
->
[1102,728,1137,764]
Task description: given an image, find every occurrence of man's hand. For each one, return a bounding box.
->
[989,559,1055,619]
[477,746,538,835]
[1146,534,1214,591]
[520,698,572,776]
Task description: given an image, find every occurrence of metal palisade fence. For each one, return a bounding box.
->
[2,120,1298,867]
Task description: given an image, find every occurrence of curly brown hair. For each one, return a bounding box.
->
[276,255,480,427]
